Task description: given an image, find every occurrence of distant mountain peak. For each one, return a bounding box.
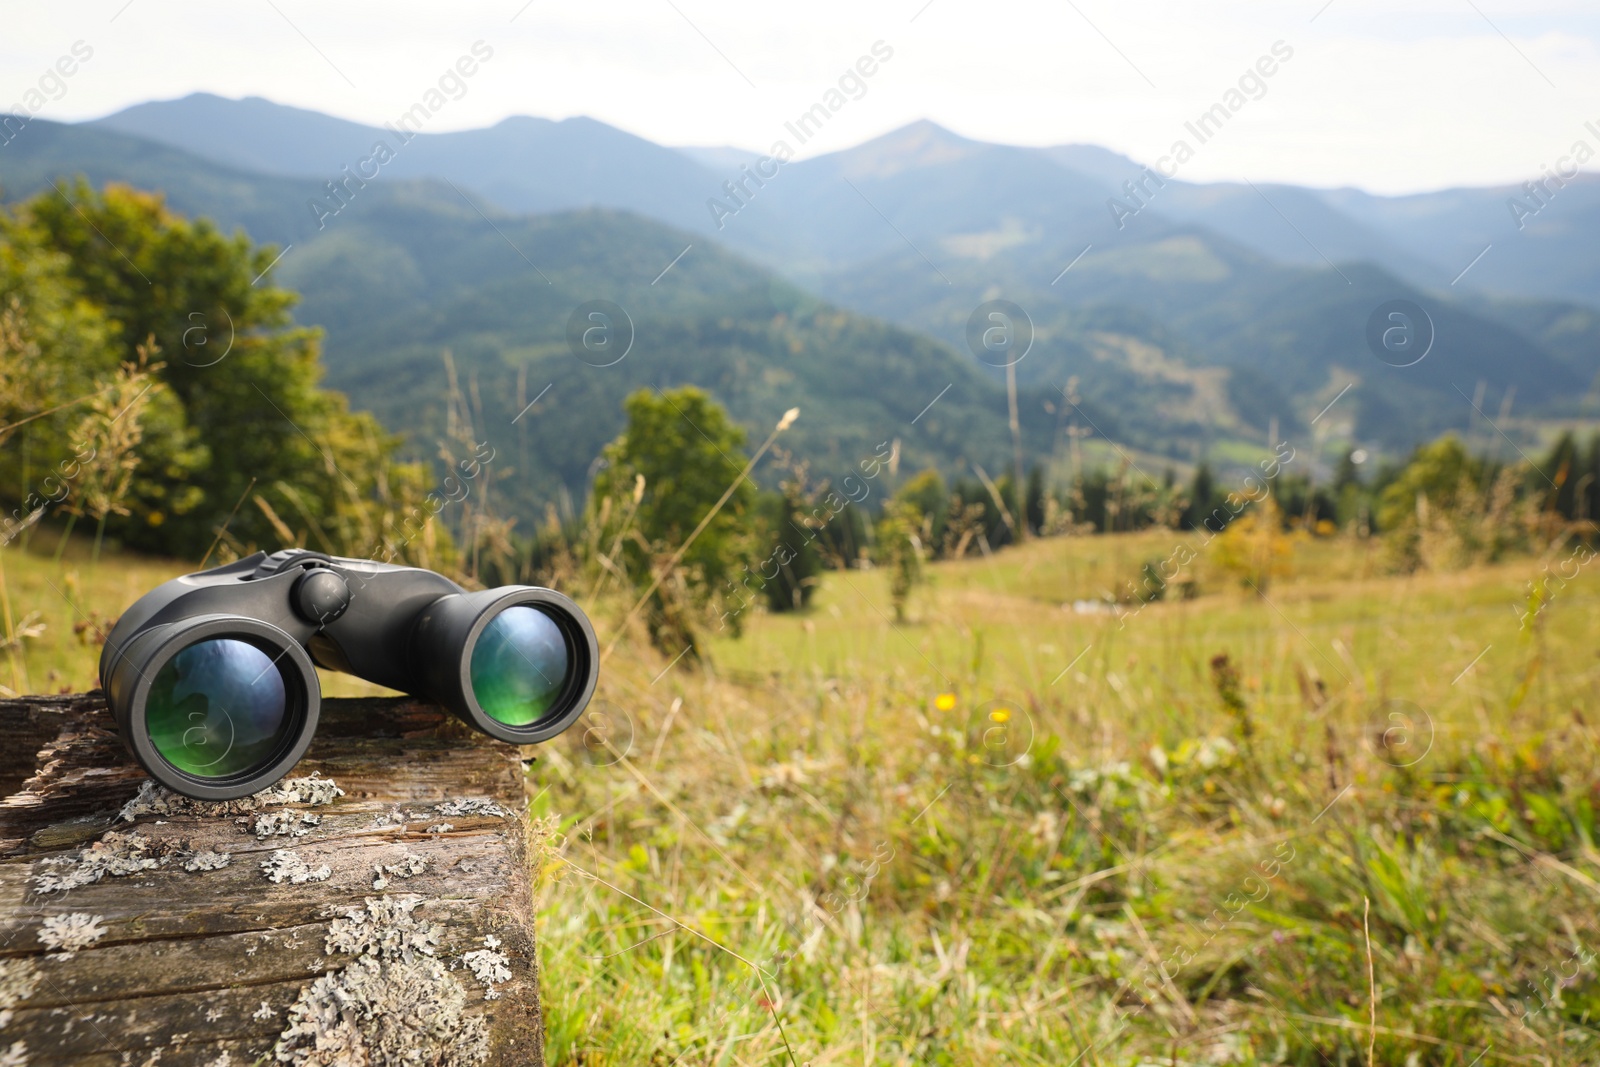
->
[831,119,986,179]
[485,114,561,133]
[882,118,971,143]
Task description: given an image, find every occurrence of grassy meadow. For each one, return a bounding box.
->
[530,529,1600,1067]
[4,524,1599,1065]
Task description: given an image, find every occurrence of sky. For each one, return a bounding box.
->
[3,0,1598,194]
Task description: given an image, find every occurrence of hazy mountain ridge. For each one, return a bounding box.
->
[93,93,724,237]
[1,95,1594,521]
[89,94,1600,308]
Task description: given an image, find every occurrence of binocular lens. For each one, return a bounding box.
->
[470,606,574,727]
[410,587,597,744]
[145,638,295,779]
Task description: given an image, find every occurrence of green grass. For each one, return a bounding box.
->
[6,524,1600,1065]
[536,529,1600,1066]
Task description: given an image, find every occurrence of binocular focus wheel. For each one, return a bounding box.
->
[292,568,351,626]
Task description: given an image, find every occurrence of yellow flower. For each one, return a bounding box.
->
[934,693,956,712]
[147,511,165,526]
[989,707,1011,724]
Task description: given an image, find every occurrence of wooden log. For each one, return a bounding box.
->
[0,691,545,1067]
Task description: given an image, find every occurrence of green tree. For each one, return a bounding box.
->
[591,388,754,654]
[1378,434,1529,571]
[0,227,200,550]
[756,487,823,613]
[1537,430,1580,519]
[1183,463,1218,531]
[1024,465,1046,535]
[1376,435,1482,532]
[876,500,925,623]
[0,230,120,511]
[894,469,948,554]
[4,180,425,560]
[1331,448,1366,530]
[1583,433,1600,524]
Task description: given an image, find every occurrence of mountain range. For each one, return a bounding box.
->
[0,92,1595,521]
[90,94,1600,308]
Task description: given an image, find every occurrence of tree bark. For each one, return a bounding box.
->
[0,691,544,1067]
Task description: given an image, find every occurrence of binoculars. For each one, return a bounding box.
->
[99,549,599,800]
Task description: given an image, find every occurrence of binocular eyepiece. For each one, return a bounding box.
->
[99,550,599,800]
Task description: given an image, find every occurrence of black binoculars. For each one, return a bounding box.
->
[99,549,599,799]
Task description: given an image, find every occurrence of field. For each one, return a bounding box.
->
[5,525,1599,1065]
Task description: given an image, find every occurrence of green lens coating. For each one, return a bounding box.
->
[146,638,292,779]
[470,606,573,726]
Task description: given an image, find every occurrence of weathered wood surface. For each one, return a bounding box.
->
[0,692,544,1067]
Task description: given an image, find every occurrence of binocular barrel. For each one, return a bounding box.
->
[99,550,599,800]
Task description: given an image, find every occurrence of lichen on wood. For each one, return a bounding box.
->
[36,912,106,954]
[261,849,333,885]
[181,849,231,872]
[0,691,544,1066]
[274,895,489,1066]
